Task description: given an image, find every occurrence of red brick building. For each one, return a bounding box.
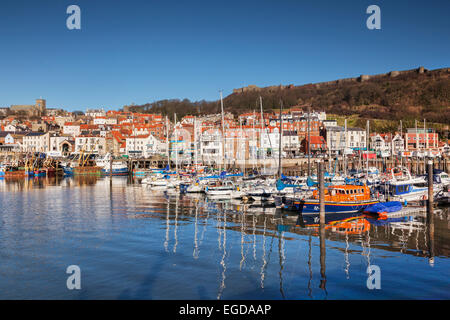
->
[300,136,327,154]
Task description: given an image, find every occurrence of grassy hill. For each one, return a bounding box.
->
[124,67,450,136]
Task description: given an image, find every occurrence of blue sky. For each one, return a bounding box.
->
[0,0,448,111]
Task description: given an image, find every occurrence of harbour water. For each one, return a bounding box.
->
[0,176,449,300]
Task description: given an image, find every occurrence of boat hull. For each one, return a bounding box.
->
[101,167,129,176]
[34,170,46,177]
[275,196,379,214]
[3,170,34,178]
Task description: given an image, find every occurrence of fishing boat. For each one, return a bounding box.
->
[143,174,170,187]
[275,184,379,214]
[1,165,34,178]
[63,162,102,176]
[185,179,205,193]
[132,168,162,177]
[96,153,129,176]
[142,173,183,190]
[246,185,277,201]
[436,185,450,206]
[45,167,64,176]
[205,180,244,199]
[381,167,438,202]
[63,149,102,176]
[435,170,450,186]
[363,167,381,186]
[73,166,102,176]
[33,169,47,177]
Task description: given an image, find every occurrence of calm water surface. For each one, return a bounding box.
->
[0,176,449,299]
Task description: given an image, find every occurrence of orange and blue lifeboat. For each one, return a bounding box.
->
[282,185,379,215]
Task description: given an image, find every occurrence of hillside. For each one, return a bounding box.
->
[124,66,450,130]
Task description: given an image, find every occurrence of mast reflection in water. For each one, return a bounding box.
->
[0,177,449,299]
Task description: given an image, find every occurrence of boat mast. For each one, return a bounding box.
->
[259,96,266,174]
[220,90,226,173]
[278,100,283,179]
[415,120,418,174]
[400,120,403,167]
[424,118,427,159]
[366,119,369,176]
[194,116,198,173]
[240,118,245,175]
[174,113,178,174]
[252,110,256,172]
[307,105,311,176]
[166,116,170,170]
[344,119,347,176]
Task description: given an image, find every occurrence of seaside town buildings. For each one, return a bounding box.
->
[0,98,448,160]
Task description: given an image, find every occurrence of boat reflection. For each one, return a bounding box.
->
[157,193,448,298]
[1,177,448,299]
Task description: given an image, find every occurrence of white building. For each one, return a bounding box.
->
[105,117,117,125]
[49,134,75,156]
[325,126,345,155]
[370,134,389,152]
[261,128,281,158]
[132,126,150,136]
[346,128,366,150]
[75,135,106,155]
[85,109,106,118]
[4,133,25,151]
[63,123,81,137]
[93,117,107,125]
[126,134,166,157]
[4,124,21,132]
[92,117,117,125]
[22,132,50,152]
[54,116,74,127]
[392,134,405,155]
[200,128,223,164]
[371,133,405,156]
[282,131,300,157]
[322,119,338,128]
[169,127,193,163]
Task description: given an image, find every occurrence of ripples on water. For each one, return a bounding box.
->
[0,176,449,300]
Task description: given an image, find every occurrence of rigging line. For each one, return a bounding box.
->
[253,215,257,263]
[200,210,209,244]
[193,204,199,259]
[164,199,170,252]
[240,212,246,271]
[307,232,313,299]
[278,231,286,299]
[261,233,276,288]
[260,216,267,289]
[217,208,228,300]
[344,232,350,279]
[217,204,223,251]
[173,194,179,253]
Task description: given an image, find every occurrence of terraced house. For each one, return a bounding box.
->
[22,132,50,152]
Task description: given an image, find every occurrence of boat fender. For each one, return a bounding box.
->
[378,212,388,220]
